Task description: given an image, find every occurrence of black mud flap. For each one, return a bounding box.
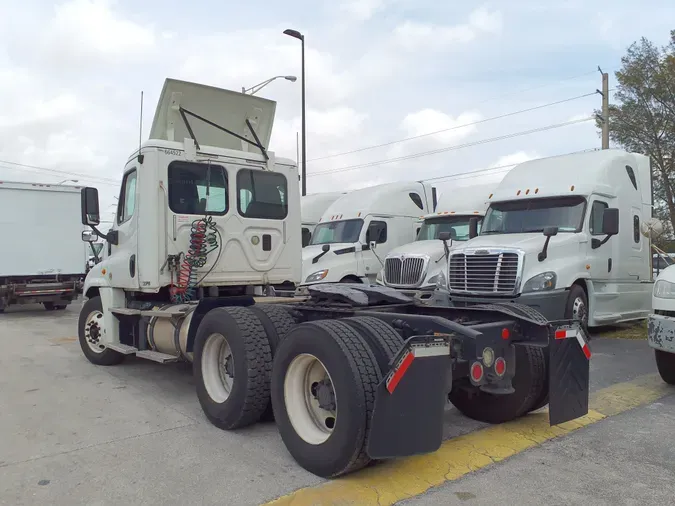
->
[366,335,451,459]
[548,323,591,425]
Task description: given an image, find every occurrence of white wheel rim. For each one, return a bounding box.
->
[284,353,337,445]
[202,333,234,404]
[84,310,105,354]
[573,296,587,325]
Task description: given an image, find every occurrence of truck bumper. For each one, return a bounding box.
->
[648,313,675,353]
[449,289,569,321]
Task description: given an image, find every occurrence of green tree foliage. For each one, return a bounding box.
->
[595,30,675,239]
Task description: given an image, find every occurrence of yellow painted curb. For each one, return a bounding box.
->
[263,373,673,506]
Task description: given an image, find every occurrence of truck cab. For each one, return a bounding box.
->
[300,181,436,287]
[300,192,346,247]
[446,149,653,328]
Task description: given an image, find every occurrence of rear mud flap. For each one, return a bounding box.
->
[366,336,451,459]
[548,325,591,425]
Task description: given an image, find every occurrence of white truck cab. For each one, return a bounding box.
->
[301,192,346,247]
[648,266,675,384]
[445,149,654,328]
[79,78,300,363]
[300,181,437,287]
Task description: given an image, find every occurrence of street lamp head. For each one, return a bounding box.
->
[283,29,304,41]
[284,75,298,82]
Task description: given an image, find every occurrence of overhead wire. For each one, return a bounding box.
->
[0,159,121,186]
[308,116,594,177]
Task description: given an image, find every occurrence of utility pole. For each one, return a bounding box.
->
[596,66,610,149]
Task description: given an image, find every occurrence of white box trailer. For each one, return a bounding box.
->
[0,181,86,311]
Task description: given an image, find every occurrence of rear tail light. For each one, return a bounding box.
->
[494,357,506,377]
[481,347,495,367]
[470,362,484,383]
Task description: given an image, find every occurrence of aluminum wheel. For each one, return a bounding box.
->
[84,310,105,354]
[202,333,235,404]
[572,296,588,326]
[284,353,337,445]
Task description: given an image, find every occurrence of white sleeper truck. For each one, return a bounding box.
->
[301,192,346,247]
[378,182,495,298]
[78,77,594,479]
[446,149,654,329]
[648,267,675,385]
[300,181,437,287]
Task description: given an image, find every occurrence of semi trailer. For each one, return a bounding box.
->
[0,181,86,312]
[77,77,592,478]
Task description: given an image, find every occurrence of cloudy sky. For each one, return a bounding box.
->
[0,0,673,221]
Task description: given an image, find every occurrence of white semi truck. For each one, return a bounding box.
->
[446,149,654,329]
[299,181,438,287]
[77,77,593,479]
[648,267,675,385]
[0,181,86,312]
[301,192,346,247]
[378,182,496,298]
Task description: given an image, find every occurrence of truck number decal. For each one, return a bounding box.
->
[160,148,182,156]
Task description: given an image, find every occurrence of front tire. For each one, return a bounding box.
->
[78,296,125,366]
[271,320,380,478]
[194,306,272,430]
[565,284,589,331]
[655,349,675,385]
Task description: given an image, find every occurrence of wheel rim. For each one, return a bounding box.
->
[84,310,105,354]
[284,353,337,445]
[572,296,588,326]
[202,333,235,404]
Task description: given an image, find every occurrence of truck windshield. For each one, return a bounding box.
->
[481,196,586,234]
[310,219,364,245]
[417,216,482,241]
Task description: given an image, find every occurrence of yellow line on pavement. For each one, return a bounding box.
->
[263,373,672,506]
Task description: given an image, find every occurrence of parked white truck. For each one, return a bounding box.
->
[76,77,593,480]
[301,192,346,247]
[0,181,86,312]
[648,267,675,384]
[445,149,653,328]
[300,181,437,287]
[377,182,495,297]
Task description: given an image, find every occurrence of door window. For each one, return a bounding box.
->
[366,220,387,244]
[589,201,608,236]
[168,161,228,215]
[237,169,288,219]
[302,227,311,247]
[117,169,137,225]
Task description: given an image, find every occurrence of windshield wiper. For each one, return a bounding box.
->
[178,107,269,161]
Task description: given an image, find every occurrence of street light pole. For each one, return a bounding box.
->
[283,28,307,196]
[242,75,297,95]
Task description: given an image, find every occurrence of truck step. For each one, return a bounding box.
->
[107,343,138,355]
[135,350,178,363]
[139,309,188,318]
[110,308,141,316]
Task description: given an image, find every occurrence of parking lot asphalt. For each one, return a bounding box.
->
[0,301,673,506]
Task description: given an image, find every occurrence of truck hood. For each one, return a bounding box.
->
[302,243,356,264]
[455,233,579,255]
[387,240,446,264]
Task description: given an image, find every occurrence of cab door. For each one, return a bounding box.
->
[361,217,390,281]
[106,167,140,290]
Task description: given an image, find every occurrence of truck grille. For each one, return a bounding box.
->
[449,252,520,294]
[384,256,427,287]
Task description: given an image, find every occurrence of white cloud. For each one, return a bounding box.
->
[340,0,388,21]
[489,151,539,169]
[393,6,502,51]
[400,110,482,144]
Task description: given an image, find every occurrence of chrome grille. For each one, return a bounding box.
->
[449,251,520,294]
[384,256,427,287]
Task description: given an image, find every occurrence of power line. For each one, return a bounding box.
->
[308,117,594,177]
[0,159,121,186]
[308,92,597,162]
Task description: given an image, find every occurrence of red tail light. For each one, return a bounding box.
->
[494,357,506,377]
[470,362,484,383]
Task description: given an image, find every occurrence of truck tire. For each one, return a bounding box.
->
[565,284,589,331]
[78,296,125,366]
[449,344,546,424]
[341,316,404,374]
[250,304,297,421]
[194,306,272,430]
[655,349,675,385]
[271,320,380,478]
[529,350,550,412]
[44,302,67,311]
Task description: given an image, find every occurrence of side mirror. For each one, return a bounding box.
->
[469,217,479,239]
[81,187,101,226]
[438,232,451,242]
[81,230,96,243]
[369,240,377,250]
[543,226,559,237]
[321,244,330,252]
[602,208,619,236]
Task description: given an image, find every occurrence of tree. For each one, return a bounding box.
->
[595,30,675,232]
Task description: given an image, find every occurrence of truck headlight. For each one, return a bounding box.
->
[655,279,675,299]
[305,269,329,283]
[376,269,384,285]
[434,270,447,290]
[522,271,556,293]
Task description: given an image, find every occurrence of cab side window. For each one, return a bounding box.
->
[589,201,607,236]
[366,220,387,244]
[302,227,311,247]
[117,169,137,225]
